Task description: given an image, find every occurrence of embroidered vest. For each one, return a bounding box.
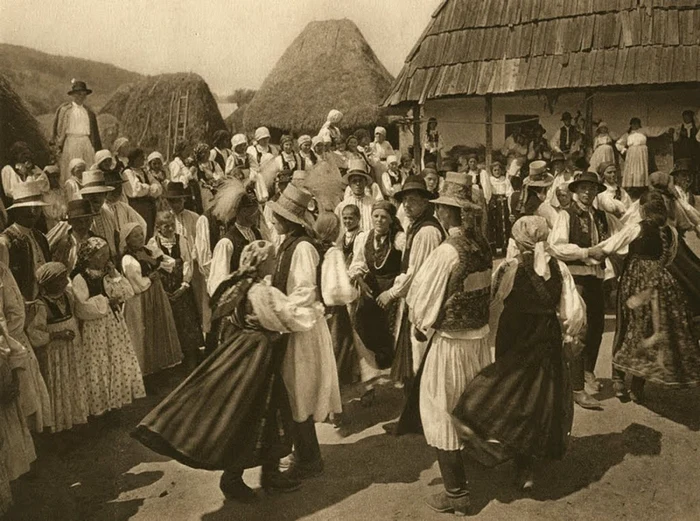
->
[156,235,184,292]
[280,152,299,171]
[81,271,107,299]
[401,211,445,272]
[433,234,492,332]
[223,226,262,273]
[2,227,50,300]
[674,123,699,159]
[272,232,318,294]
[564,205,610,266]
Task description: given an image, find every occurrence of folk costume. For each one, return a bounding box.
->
[349,201,406,371]
[51,81,101,184]
[25,263,89,432]
[452,217,585,475]
[401,175,492,516]
[72,237,145,415]
[389,176,444,385]
[123,166,163,239]
[267,185,342,475]
[335,160,384,237]
[132,241,323,494]
[121,223,183,375]
[616,122,670,189]
[548,172,620,408]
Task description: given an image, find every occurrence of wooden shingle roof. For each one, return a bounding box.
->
[384,0,700,106]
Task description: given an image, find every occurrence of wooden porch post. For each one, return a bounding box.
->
[585,89,594,158]
[485,95,493,167]
[413,103,422,174]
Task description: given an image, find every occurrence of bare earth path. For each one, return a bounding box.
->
[6,238,700,520]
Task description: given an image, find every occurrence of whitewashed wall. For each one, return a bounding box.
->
[402,88,699,153]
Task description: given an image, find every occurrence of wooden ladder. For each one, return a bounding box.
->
[172,91,190,150]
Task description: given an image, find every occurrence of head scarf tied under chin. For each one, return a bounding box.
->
[77,236,109,271]
[36,262,68,287]
[119,222,144,255]
[511,216,551,279]
[239,240,275,273]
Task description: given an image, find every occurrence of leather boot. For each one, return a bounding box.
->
[261,462,301,494]
[284,418,324,480]
[219,470,257,503]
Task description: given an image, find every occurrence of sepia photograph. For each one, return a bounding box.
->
[0,0,699,519]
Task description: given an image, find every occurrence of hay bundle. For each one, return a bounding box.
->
[0,74,50,166]
[101,73,226,155]
[244,19,394,135]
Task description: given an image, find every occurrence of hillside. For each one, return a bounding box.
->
[0,43,145,115]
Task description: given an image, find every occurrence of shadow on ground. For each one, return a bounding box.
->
[6,366,188,521]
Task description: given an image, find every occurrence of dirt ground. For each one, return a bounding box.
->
[5,307,700,521]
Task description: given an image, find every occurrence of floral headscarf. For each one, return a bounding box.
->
[239,240,275,272]
[76,236,109,272]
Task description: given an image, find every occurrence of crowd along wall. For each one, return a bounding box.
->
[403,87,699,166]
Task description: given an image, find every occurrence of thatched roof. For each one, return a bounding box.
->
[385,0,700,106]
[0,74,50,167]
[101,73,226,155]
[244,19,394,133]
[225,104,247,134]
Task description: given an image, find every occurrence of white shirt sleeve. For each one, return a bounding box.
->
[123,169,151,198]
[547,210,590,262]
[388,226,443,300]
[195,215,212,277]
[207,238,234,296]
[406,243,459,331]
[72,274,111,320]
[286,241,320,304]
[480,169,493,203]
[121,254,152,294]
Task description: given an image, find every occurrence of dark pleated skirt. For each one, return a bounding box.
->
[452,310,573,468]
[355,295,397,370]
[142,277,183,374]
[131,328,292,471]
[327,306,359,385]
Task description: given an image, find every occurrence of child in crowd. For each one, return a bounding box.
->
[487,161,513,255]
[340,205,362,263]
[72,237,145,415]
[148,212,203,371]
[121,223,183,375]
[25,262,88,432]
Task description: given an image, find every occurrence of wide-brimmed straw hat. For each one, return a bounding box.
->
[80,170,114,195]
[66,199,97,219]
[394,175,437,202]
[342,159,373,184]
[266,184,315,229]
[432,172,474,208]
[93,149,116,170]
[568,171,606,194]
[6,182,49,210]
[527,160,555,187]
[67,80,92,95]
[163,182,190,198]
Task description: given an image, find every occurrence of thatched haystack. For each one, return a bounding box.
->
[0,74,50,167]
[101,73,226,155]
[225,105,247,134]
[244,19,394,135]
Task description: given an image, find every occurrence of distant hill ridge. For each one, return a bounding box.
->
[0,43,145,115]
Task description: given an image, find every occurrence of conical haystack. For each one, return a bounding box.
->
[244,19,394,134]
[0,74,51,167]
[101,73,226,156]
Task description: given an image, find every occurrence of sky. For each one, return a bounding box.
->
[0,0,440,95]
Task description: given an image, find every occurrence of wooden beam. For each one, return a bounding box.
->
[413,103,422,173]
[585,89,594,160]
[485,95,493,167]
